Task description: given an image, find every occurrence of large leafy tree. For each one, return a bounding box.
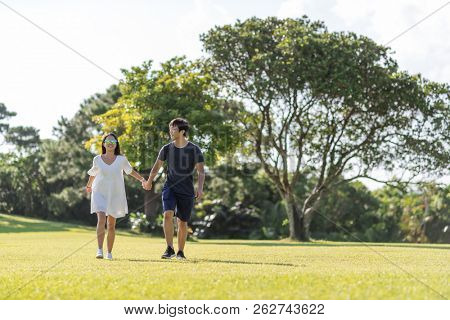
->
[201,17,450,240]
[89,57,241,220]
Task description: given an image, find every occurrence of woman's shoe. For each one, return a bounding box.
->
[96,249,103,259]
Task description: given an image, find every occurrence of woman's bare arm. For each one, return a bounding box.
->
[129,169,145,182]
[86,176,95,193]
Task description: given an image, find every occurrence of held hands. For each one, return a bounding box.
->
[142,180,152,191]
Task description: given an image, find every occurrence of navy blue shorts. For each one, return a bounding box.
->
[161,186,194,222]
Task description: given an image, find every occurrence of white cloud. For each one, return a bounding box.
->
[277,0,306,18]
[175,0,233,58]
[331,0,450,83]
[1,0,448,155]
[276,0,450,83]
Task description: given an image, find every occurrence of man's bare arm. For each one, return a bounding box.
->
[143,159,164,190]
[195,162,205,199]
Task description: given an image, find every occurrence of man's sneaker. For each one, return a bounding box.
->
[161,246,176,259]
[106,252,113,260]
[176,250,186,260]
[96,249,103,259]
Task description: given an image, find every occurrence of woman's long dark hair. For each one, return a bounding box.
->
[101,133,121,155]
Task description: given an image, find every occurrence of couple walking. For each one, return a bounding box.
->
[85,118,205,260]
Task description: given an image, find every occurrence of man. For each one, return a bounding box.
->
[143,118,205,260]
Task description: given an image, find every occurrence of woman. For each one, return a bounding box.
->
[86,133,146,260]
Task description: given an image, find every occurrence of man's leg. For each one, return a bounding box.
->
[174,195,193,259]
[161,186,177,259]
[177,218,188,252]
[163,210,175,248]
[161,210,176,259]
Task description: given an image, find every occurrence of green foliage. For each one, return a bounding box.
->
[128,212,150,233]
[311,181,384,242]
[199,162,287,239]
[89,57,242,170]
[391,183,449,243]
[3,126,40,151]
[47,187,85,220]
[201,16,450,240]
[39,85,127,222]
[0,19,448,245]
[192,199,262,239]
[0,152,47,217]
[0,87,127,223]
[0,104,46,216]
[0,103,17,134]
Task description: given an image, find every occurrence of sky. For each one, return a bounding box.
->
[1,0,449,188]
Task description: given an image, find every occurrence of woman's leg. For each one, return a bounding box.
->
[96,212,107,249]
[106,215,116,253]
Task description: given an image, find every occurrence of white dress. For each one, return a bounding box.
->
[87,155,133,218]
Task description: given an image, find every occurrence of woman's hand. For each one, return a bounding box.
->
[86,186,92,193]
[142,180,152,191]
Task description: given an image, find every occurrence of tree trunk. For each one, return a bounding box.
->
[284,192,309,241]
[300,190,323,241]
[302,207,314,240]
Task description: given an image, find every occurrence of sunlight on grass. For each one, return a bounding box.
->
[0,214,449,299]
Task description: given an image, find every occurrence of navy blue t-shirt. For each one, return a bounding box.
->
[158,141,204,197]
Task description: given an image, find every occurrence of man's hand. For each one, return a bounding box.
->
[195,188,203,201]
[86,186,92,193]
[142,180,152,191]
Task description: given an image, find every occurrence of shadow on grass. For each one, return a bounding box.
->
[0,214,93,233]
[197,240,450,250]
[125,258,297,267]
[0,214,152,238]
[2,214,448,252]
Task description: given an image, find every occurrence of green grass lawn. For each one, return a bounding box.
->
[0,213,449,299]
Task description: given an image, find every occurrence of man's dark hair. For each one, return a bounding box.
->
[169,118,189,137]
